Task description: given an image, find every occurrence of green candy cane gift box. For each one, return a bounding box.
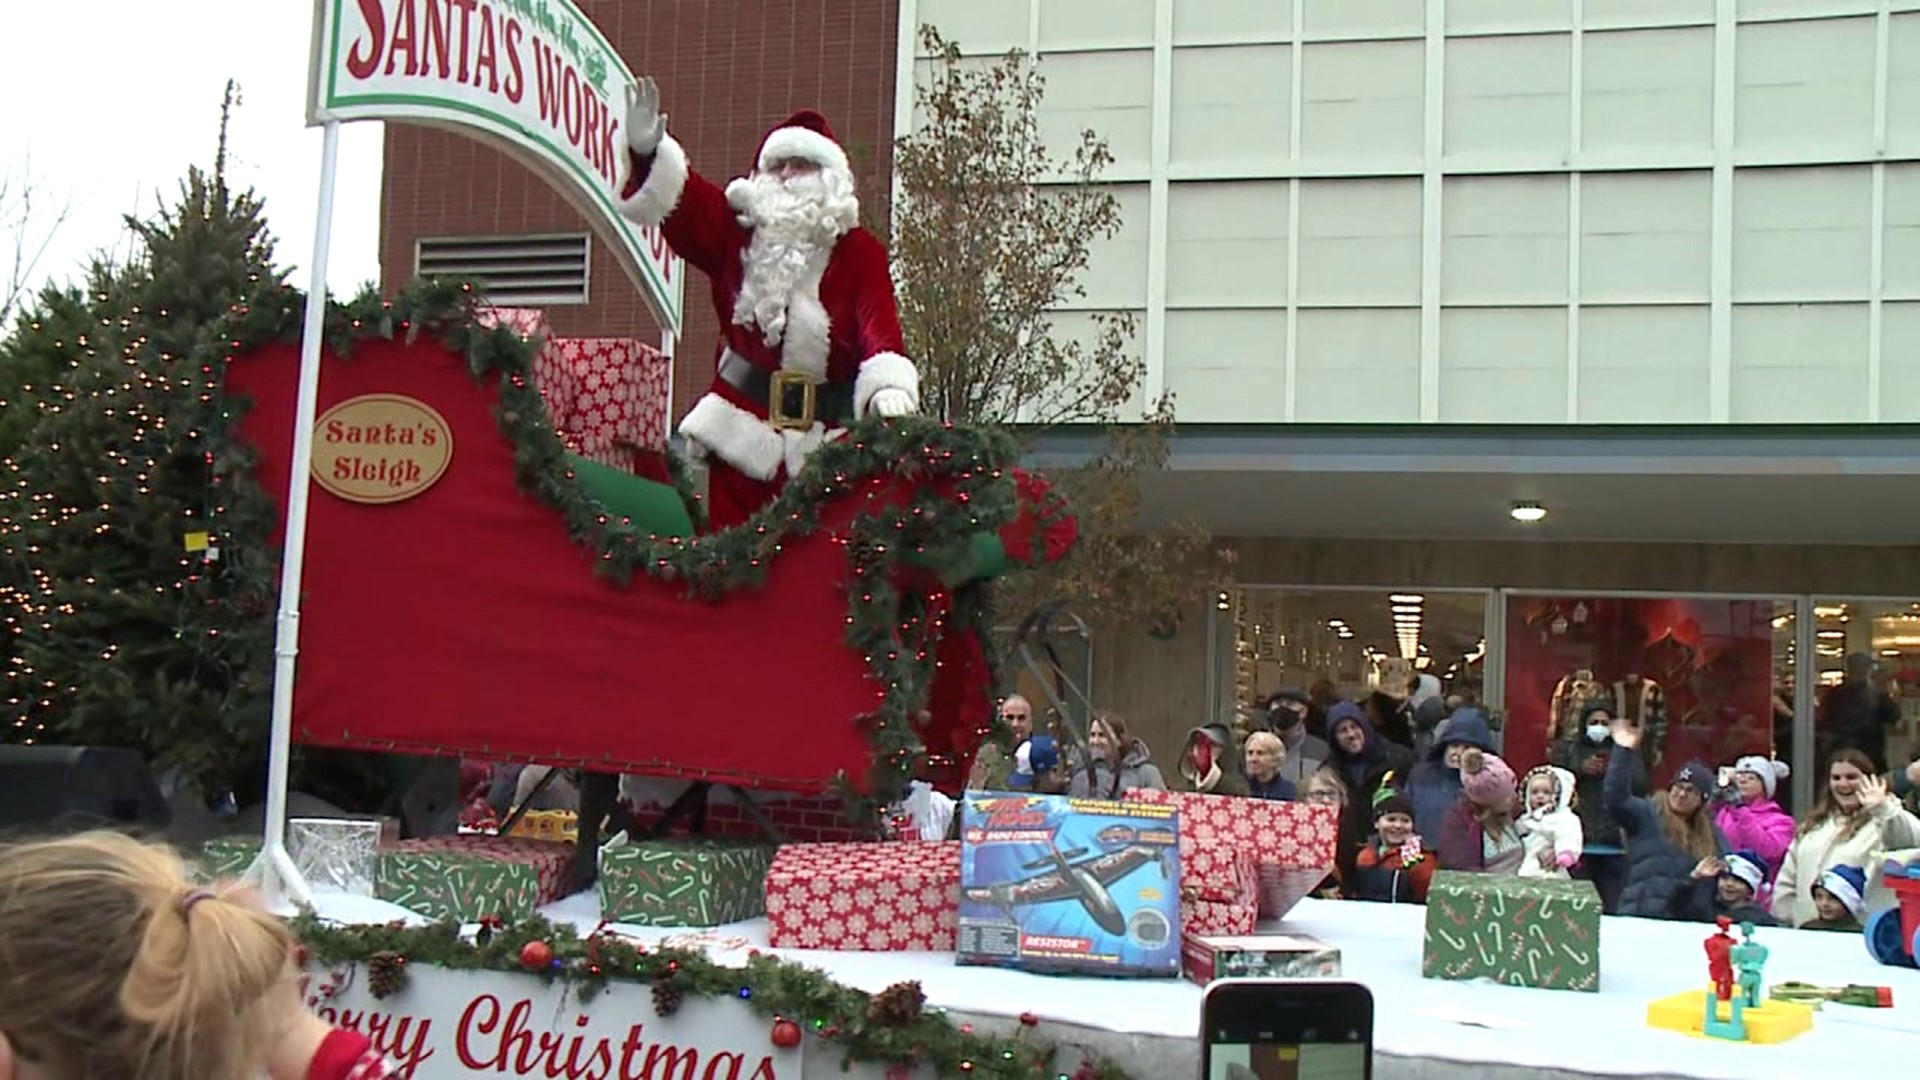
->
[1421,871,1602,992]
[598,838,775,926]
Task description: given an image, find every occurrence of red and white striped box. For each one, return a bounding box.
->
[1124,789,1337,920]
[765,841,960,951]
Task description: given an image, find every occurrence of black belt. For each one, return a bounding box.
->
[717,349,854,430]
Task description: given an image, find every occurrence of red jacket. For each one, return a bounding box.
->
[308,1030,395,1080]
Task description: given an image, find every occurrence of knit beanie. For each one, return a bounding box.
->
[1818,864,1868,918]
[1460,749,1517,811]
[1722,850,1768,895]
[1731,755,1791,800]
[1372,784,1415,821]
[1669,760,1716,797]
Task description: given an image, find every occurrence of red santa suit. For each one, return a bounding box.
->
[614,110,920,528]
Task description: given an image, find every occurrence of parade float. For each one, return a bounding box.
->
[201,2,1920,1077]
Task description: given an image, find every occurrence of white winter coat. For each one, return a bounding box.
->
[1516,765,1584,879]
[1770,799,1920,927]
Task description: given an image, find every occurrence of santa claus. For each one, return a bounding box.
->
[614,78,920,527]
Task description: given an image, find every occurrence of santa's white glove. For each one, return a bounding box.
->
[865,388,916,418]
[625,77,667,156]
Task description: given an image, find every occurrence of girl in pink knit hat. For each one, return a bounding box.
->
[1435,749,1525,873]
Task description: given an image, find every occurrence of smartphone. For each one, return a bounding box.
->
[1201,979,1373,1080]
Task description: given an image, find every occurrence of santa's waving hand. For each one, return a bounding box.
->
[614,77,920,529]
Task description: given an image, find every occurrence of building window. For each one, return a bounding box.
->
[414,233,591,306]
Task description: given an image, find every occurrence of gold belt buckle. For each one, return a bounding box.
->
[767,370,817,431]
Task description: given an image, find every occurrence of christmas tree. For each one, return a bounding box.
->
[0,91,289,800]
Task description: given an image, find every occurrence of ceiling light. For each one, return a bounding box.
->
[1510,502,1547,523]
[1391,604,1423,614]
[1389,594,1424,605]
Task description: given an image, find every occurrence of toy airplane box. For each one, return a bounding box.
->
[956,792,1184,977]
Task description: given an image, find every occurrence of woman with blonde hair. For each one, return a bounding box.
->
[0,830,394,1080]
[1603,717,1727,918]
[1770,749,1920,927]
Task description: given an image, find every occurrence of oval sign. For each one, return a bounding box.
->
[313,394,454,505]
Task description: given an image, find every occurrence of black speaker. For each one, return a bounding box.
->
[0,746,172,834]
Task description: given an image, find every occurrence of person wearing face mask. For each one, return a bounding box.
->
[1556,703,1646,912]
[1179,721,1249,796]
[1263,689,1330,788]
[1769,749,1920,927]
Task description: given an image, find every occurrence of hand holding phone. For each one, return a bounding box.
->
[1201,980,1373,1080]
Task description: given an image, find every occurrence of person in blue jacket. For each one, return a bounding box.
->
[1603,716,1727,918]
[1404,707,1497,842]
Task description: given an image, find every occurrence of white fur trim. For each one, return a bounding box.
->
[759,126,852,183]
[779,259,831,380]
[679,393,784,482]
[854,351,920,417]
[615,134,688,227]
[1819,867,1865,916]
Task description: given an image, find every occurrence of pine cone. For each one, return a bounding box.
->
[366,952,407,999]
[867,980,926,1027]
[651,977,683,1017]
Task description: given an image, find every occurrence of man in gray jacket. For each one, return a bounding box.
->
[1265,689,1329,788]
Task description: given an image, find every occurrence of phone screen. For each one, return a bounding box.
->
[1205,1038,1367,1080]
[1202,981,1371,1080]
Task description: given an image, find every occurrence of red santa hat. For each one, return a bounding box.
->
[753,110,854,189]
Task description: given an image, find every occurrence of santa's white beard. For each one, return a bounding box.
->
[730,170,859,346]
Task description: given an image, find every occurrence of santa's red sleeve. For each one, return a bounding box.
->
[305,1028,397,1080]
[844,230,920,417]
[615,136,734,279]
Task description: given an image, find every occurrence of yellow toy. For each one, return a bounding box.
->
[1646,918,1811,1043]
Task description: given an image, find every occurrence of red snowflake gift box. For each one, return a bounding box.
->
[1123,790,1337,919]
[476,307,671,469]
[765,841,960,951]
[537,338,670,468]
[1183,849,1260,936]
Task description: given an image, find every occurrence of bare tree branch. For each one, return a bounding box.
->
[1,153,76,329]
[893,27,1232,629]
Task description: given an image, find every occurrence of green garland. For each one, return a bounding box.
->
[221,278,1031,818]
[291,912,1128,1080]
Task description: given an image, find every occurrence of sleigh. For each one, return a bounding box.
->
[224,290,1073,822]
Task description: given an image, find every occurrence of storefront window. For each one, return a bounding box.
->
[1215,587,1492,730]
[1502,594,1793,790]
[1810,600,1920,776]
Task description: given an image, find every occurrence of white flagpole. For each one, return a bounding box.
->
[246,119,342,908]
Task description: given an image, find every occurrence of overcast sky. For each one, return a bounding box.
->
[3,2,383,303]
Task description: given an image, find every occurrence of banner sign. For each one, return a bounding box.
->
[308,0,685,334]
[306,963,801,1079]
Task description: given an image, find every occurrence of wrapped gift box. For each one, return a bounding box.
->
[478,307,671,465]
[377,836,572,923]
[538,337,670,466]
[1183,850,1259,936]
[1124,789,1338,919]
[199,837,262,880]
[599,839,774,927]
[1183,932,1342,986]
[765,841,959,950]
[1422,871,1602,992]
[956,794,1184,977]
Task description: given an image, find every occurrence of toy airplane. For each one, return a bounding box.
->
[962,831,1175,935]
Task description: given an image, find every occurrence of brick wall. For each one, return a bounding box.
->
[633,793,882,844]
[378,0,902,424]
